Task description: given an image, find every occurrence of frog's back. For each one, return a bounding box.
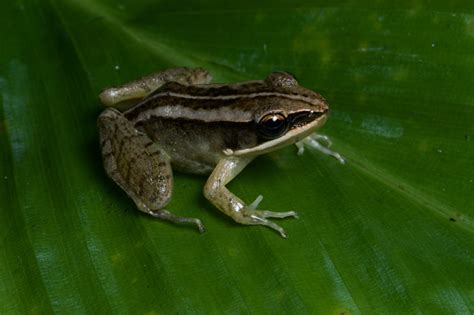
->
[122,76,326,174]
[122,81,269,174]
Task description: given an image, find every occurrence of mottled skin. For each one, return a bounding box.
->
[98,67,341,237]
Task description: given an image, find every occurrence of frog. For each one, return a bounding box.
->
[97,67,344,238]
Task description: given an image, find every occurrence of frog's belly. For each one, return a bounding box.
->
[170,147,222,175]
[138,117,258,175]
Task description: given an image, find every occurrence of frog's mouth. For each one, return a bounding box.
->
[225,113,327,157]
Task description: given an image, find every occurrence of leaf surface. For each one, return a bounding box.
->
[1,0,473,313]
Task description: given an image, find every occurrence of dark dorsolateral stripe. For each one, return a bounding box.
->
[125,93,322,123]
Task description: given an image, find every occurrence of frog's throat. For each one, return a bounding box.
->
[225,116,326,157]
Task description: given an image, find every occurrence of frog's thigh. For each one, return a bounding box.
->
[204,157,296,238]
[99,67,212,108]
[98,108,204,232]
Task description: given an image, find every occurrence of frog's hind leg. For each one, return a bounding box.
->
[98,107,205,232]
[99,67,213,109]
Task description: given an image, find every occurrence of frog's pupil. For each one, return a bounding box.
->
[265,116,282,129]
[258,113,288,139]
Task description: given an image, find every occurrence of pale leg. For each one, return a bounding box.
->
[204,157,298,238]
[296,133,345,164]
[98,108,205,232]
[99,67,213,109]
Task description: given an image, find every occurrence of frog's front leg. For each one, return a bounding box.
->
[99,67,213,109]
[296,134,346,164]
[204,157,298,238]
[98,108,205,232]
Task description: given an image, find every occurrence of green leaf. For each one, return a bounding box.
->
[1,0,473,313]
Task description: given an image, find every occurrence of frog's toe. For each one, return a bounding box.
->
[310,134,332,146]
[295,142,305,155]
[247,196,298,219]
[245,214,289,238]
[149,209,206,233]
[232,208,295,238]
[251,209,298,219]
[297,133,346,164]
[248,195,264,210]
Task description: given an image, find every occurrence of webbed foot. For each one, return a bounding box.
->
[239,195,298,238]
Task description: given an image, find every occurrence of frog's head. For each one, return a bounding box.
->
[231,72,329,157]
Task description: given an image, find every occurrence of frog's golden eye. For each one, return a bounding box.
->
[257,113,289,139]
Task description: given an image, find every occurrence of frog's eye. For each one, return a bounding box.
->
[257,113,289,139]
